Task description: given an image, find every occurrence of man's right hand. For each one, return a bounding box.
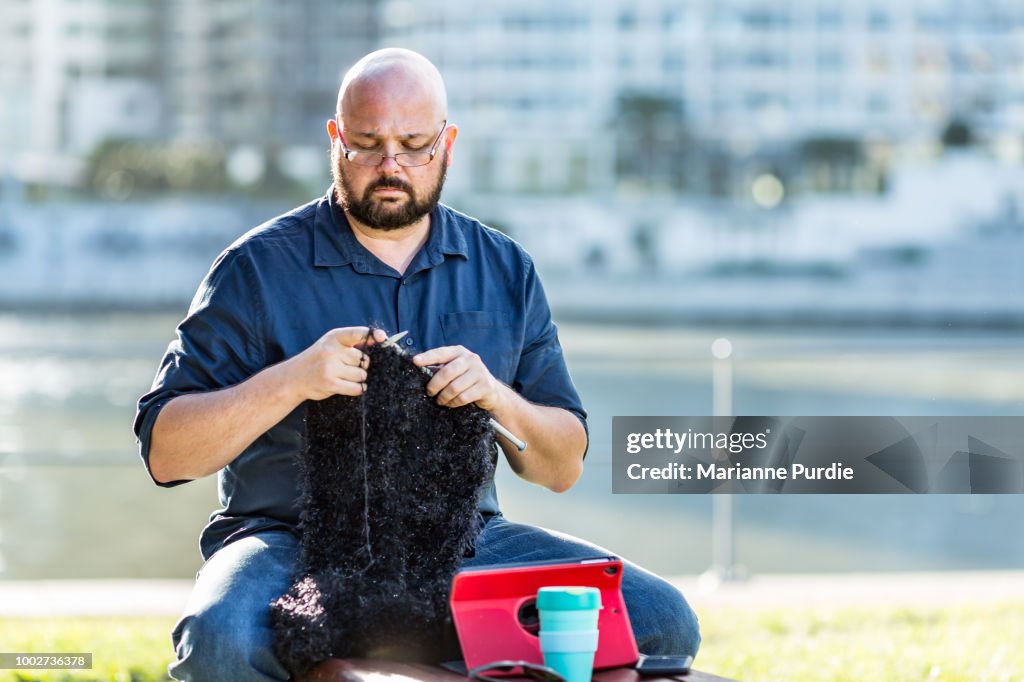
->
[284,327,389,401]
[149,326,388,483]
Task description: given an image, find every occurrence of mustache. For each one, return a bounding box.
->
[370,178,413,193]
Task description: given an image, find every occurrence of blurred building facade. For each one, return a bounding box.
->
[164,0,376,147]
[381,0,1024,196]
[0,0,163,181]
[1,0,1023,313]
[4,0,1024,191]
[1,0,377,184]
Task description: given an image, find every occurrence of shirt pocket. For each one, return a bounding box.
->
[439,311,519,383]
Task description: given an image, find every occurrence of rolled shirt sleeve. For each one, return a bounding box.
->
[512,258,589,453]
[133,248,266,487]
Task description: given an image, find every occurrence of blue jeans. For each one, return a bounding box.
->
[169,517,701,681]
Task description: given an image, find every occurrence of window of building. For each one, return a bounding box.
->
[104,62,157,79]
[713,50,735,70]
[522,152,542,192]
[971,95,995,116]
[547,13,588,31]
[567,145,589,193]
[914,47,947,75]
[817,49,844,71]
[966,47,993,74]
[868,93,889,113]
[817,90,841,110]
[745,92,785,112]
[663,52,684,72]
[912,95,945,121]
[747,50,787,68]
[868,9,890,31]
[817,9,843,29]
[743,9,790,29]
[915,10,948,31]
[867,51,890,74]
[515,96,535,111]
[472,143,495,193]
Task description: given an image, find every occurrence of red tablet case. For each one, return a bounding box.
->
[449,556,640,670]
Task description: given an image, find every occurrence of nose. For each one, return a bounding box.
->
[375,138,410,171]
[378,154,403,174]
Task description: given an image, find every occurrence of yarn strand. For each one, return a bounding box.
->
[360,330,373,566]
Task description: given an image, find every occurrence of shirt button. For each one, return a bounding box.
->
[404,337,414,346]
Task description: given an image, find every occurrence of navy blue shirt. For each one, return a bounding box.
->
[134,188,587,560]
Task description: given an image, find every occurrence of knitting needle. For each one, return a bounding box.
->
[380,330,410,348]
[379,330,528,452]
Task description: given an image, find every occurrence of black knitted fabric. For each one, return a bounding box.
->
[270,337,496,677]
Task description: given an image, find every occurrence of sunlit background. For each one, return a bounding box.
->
[1,0,1023,581]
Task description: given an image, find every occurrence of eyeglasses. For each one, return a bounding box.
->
[337,118,448,168]
[468,661,567,682]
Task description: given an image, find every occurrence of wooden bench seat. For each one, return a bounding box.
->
[305,659,739,682]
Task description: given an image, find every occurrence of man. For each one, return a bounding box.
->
[135,48,700,681]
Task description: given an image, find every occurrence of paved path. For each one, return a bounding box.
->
[0,579,192,617]
[1,571,1023,617]
[674,570,1024,610]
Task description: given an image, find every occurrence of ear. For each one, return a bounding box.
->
[326,117,341,144]
[442,124,458,167]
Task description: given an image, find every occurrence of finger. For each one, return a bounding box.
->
[329,377,367,397]
[359,328,389,348]
[339,346,366,368]
[329,326,372,348]
[413,345,462,367]
[435,371,478,407]
[425,355,470,397]
[444,383,487,408]
[332,362,368,385]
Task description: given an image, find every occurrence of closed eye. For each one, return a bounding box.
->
[348,135,431,151]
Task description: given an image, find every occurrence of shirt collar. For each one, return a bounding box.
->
[313,185,468,271]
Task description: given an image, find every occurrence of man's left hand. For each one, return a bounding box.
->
[412,345,508,412]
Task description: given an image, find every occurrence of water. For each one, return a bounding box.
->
[1,313,1022,579]
[0,313,218,579]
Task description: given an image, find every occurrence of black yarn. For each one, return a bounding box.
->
[270,335,497,677]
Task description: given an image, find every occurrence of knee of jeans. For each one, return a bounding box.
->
[668,591,702,659]
[638,580,702,658]
[172,602,270,676]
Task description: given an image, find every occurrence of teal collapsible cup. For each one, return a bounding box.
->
[537,587,601,682]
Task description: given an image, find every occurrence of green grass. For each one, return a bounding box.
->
[1,603,1022,681]
[0,617,175,682]
[696,601,1024,681]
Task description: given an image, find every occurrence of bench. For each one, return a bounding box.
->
[305,659,739,682]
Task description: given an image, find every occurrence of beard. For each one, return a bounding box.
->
[332,146,447,231]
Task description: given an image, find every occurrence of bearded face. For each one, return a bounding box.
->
[332,143,448,231]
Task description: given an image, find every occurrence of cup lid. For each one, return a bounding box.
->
[537,586,601,610]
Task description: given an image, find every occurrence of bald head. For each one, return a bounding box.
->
[337,48,448,122]
[329,49,456,233]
